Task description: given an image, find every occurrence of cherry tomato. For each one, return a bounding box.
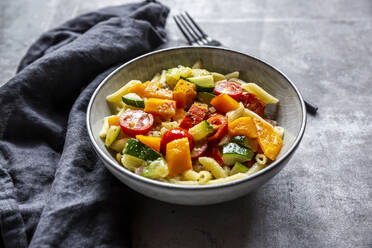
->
[119,110,154,137]
[213,81,243,99]
[207,114,228,143]
[238,92,265,117]
[161,128,194,153]
[191,142,208,159]
[205,146,224,165]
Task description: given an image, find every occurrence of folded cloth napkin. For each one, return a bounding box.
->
[0,1,169,247]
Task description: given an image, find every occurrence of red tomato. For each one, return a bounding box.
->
[244,159,255,168]
[207,114,228,143]
[238,92,265,117]
[161,128,194,153]
[179,103,209,129]
[191,143,208,159]
[205,146,224,165]
[119,110,154,137]
[214,81,243,99]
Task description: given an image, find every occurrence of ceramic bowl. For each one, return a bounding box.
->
[86,46,306,205]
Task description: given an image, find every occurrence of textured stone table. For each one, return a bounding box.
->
[1,0,371,247]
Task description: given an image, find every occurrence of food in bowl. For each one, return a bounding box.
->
[99,60,284,185]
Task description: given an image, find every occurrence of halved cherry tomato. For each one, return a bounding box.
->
[238,92,265,117]
[213,81,243,99]
[205,146,224,165]
[207,114,228,143]
[161,128,194,153]
[119,110,154,137]
[191,142,208,159]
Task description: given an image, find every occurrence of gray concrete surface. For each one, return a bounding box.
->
[1,0,371,247]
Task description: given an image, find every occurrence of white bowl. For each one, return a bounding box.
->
[86,46,306,205]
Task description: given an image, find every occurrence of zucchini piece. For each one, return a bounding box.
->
[230,162,249,175]
[188,120,214,141]
[141,158,169,179]
[222,142,254,165]
[231,135,249,146]
[231,135,258,152]
[123,138,161,163]
[186,75,214,92]
[196,92,216,104]
[122,93,145,108]
[121,154,147,171]
[105,126,121,147]
[165,67,192,88]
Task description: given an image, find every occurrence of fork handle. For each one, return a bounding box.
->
[304,99,318,114]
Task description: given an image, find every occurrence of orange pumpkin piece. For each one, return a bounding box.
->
[144,98,176,119]
[228,117,258,138]
[107,115,120,126]
[128,81,173,99]
[210,93,240,113]
[166,138,192,176]
[135,135,161,152]
[173,79,197,108]
[254,119,283,160]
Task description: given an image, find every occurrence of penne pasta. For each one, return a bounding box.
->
[211,72,225,82]
[224,71,239,80]
[183,169,200,181]
[246,163,266,176]
[206,173,246,185]
[255,154,267,165]
[198,171,212,184]
[199,157,228,179]
[192,60,202,69]
[151,72,161,83]
[274,126,285,139]
[241,83,279,104]
[106,80,142,104]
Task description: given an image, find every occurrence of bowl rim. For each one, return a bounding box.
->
[86,46,307,190]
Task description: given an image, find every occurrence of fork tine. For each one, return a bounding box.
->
[175,15,200,45]
[184,11,207,38]
[179,12,205,44]
[173,16,193,45]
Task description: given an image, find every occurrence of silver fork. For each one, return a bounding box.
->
[173,11,318,114]
[173,12,222,46]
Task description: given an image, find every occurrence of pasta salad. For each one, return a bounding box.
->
[100,60,284,185]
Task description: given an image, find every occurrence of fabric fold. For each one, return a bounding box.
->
[0,1,169,247]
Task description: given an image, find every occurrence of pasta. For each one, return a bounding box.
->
[255,154,267,165]
[198,171,212,184]
[274,126,285,139]
[199,157,228,179]
[183,169,200,181]
[241,83,279,104]
[224,71,239,80]
[100,60,284,185]
[247,163,266,176]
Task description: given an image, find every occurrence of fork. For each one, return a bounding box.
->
[173,12,318,114]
